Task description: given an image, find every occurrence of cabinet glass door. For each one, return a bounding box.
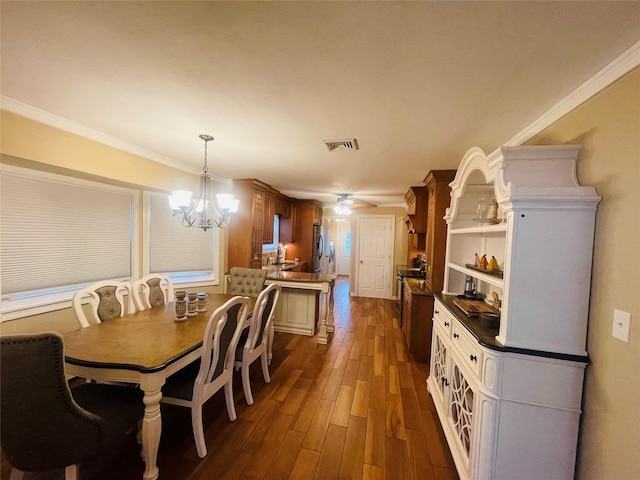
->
[431,328,449,405]
[450,361,475,459]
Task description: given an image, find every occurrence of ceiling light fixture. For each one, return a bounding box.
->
[333,205,352,216]
[334,193,353,215]
[168,134,239,231]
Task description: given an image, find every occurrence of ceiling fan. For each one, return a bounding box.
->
[334,193,375,215]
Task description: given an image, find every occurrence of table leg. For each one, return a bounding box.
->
[140,385,163,480]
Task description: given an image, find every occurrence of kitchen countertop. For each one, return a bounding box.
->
[402,277,433,296]
[262,261,306,273]
[265,271,337,283]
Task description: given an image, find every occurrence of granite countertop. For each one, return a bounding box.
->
[265,271,337,283]
[262,261,306,273]
[402,277,433,296]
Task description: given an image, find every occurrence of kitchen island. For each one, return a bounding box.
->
[265,271,336,345]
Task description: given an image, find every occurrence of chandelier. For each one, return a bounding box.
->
[168,134,239,231]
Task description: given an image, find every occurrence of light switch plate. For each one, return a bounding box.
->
[612,309,631,342]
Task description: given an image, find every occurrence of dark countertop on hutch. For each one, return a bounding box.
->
[435,293,589,363]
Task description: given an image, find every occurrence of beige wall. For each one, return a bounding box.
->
[525,68,640,480]
[0,111,227,334]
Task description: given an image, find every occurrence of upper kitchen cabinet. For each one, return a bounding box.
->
[285,200,323,272]
[274,195,291,218]
[279,202,296,243]
[423,170,456,292]
[263,191,276,245]
[404,186,428,233]
[228,179,302,269]
[228,179,270,269]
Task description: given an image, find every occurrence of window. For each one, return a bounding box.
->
[0,165,139,319]
[145,193,217,285]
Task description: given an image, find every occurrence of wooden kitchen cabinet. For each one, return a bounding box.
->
[423,170,456,292]
[404,186,428,233]
[428,145,601,480]
[279,201,296,243]
[401,279,434,364]
[402,170,454,363]
[228,179,271,269]
[285,200,322,272]
[274,196,291,218]
[263,192,275,245]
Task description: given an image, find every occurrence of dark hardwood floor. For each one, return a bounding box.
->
[1,276,458,480]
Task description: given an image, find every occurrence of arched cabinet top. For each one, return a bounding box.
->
[445,144,601,224]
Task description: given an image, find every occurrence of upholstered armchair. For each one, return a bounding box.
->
[228,267,267,297]
[0,332,144,480]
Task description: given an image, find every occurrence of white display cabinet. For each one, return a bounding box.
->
[443,145,600,356]
[428,145,601,480]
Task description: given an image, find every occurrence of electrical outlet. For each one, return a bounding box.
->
[612,309,631,342]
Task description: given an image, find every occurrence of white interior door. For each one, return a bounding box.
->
[337,221,351,275]
[357,216,394,299]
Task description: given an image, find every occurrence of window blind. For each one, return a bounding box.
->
[149,195,213,273]
[1,169,133,296]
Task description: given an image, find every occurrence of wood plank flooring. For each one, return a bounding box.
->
[1,276,458,480]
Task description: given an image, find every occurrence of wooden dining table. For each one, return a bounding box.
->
[62,293,255,480]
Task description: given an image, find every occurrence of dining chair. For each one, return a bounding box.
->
[132,274,175,310]
[234,283,281,405]
[72,280,136,327]
[0,332,144,480]
[160,295,250,458]
[228,267,267,297]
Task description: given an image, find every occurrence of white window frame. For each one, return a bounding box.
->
[0,164,140,321]
[142,191,221,288]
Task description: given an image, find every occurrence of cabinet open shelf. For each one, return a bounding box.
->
[449,224,507,235]
[448,262,504,288]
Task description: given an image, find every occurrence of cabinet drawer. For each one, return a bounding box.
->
[433,300,453,337]
[452,322,483,379]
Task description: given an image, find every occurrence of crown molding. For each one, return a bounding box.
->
[3,39,639,180]
[505,39,640,148]
[0,96,205,177]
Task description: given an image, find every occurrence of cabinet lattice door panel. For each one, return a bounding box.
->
[450,362,474,457]
[432,331,449,401]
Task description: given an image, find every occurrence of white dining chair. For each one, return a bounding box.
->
[234,283,281,405]
[160,295,250,458]
[132,274,175,310]
[72,280,136,328]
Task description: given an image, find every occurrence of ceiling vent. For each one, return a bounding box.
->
[323,138,359,152]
